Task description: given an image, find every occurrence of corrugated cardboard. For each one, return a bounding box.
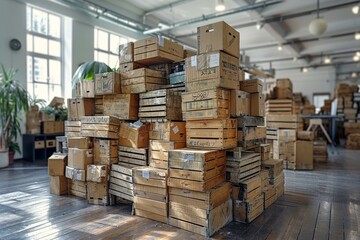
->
[93,139,118,165]
[230,90,250,117]
[276,78,292,90]
[240,79,263,93]
[197,21,240,58]
[103,94,139,120]
[149,122,186,142]
[250,93,265,116]
[67,137,92,149]
[296,140,313,170]
[67,148,93,170]
[87,165,108,183]
[50,176,68,195]
[119,122,150,148]
[65,166,86,181]
[48,153,67,176]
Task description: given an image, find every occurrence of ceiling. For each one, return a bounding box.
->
[58,0,360,79]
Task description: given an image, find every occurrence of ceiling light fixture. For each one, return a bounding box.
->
[352,5,359,14]
[302,67,308,73]
[355,32,360,40]
[353,54,360,61]
[357,51,360,56]
[256,21,264,30]
[309,0,327,35]
[351,72,358,78]
[324,56,331,64]
[278,44,283,51]
[215,0,226,12]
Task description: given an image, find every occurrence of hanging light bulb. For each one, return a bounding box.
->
[302,67,308,73]
[352,5,359,14]
[355,32,360,40]
[309,0,327,35]
[351,72,358,78]
[293,57,298,62]
[324,56,331,64]
[256,21,264,30]
[215,0,226,11]
[353,54,360,61]
[357,51,360,56]
[278,44,283,51]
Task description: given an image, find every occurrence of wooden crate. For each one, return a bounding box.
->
[118,146,148,168]
[265,99,293,115]
[266,114,303,130]
[149,140,186,170]
[185,78,239,92]
[103,94,139,120]
[139,89,182,122]
[95,95,103,116]
[226,151,261,184]
[93,139,118,165]
[109,164,133,202]
[186,119,237,149]
[80,116,121,140]
[87,182,109,205]
[266,128,278,140]
[237,126,266,148]
[260,169,270,190]
[121,68,166,94]
[263,185,276,209]
[232,175,262,202]
[95,72,121,95]
[68,180,87,199]
[237,116,265,127]
[181,88,230,120]
[256,144,270,162]
[261,159,284,180]
[233,193,264,223]
[149,121,186,142]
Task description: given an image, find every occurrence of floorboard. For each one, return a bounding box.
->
[0,147,359,239]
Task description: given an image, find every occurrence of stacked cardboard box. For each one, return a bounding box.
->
[118,42,143,73]
[272,129,296,170]
[262,159,284,199]
[48,153,68,195]
[296,131,314,170]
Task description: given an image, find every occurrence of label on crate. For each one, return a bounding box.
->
[157,36,164,46]
[172,126,179,134]
[142,170,150,179]
[209,53,220,68]
[183,153,195,161]
[191,56,197,67]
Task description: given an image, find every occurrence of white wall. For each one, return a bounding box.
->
[0,0,146,159]
[275,66,336,103]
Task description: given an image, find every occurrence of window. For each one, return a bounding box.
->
[94,28,135,69]
[27,6,63,103]
[313,92,330,113]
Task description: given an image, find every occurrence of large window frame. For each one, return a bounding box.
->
[26,5,64,103]
[94,28,135,69]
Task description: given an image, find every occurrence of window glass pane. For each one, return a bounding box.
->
[49,60,61,85]
[49,40,60,57]
[49,14,60,38]
[27,82,34,98]
[34,83,49,102]
[98,52,109,64]
[119,37,128,45]
[50,85,62,98]
[32,9,48,35]
[26,7,32,31]
[34,57,48,83]
[34,36,48,54]
[97,30,108,51]
[94,29,98,48]
[109,54,118,69]
[27,34,33,52]
[27,56,33,82]
[110,34,119,54]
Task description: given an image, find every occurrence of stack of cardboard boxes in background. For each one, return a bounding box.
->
[47,21,291,237]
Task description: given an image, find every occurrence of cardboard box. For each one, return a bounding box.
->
[93,139,118,165]
[48,153,67,176]
[49,97,65,108]
[119,42,134,64]
[87,182,109,205]
[230,90,250,117]
[296,141,313,170]
[119,122,150,148]
[65,166,86,181]
[67,98,78,120]
[40,112,56,122]
[278,130,297,142]
[67,148,93,170]
[87,165,108,183]
[95,72,121,95]
[240,79,263,93]
[67,137,92,149]
[251,93,265,116]
[185,51,239,85]
[134,37,184,58]
[197,21,240,58]
[77,98,95,119]
[76,80,94,98]
[276,78,292,90]
[50,176,68,195]
[103,94,139,120]
[149,122,186,142]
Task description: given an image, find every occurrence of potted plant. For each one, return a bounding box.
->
[0,64,29,167]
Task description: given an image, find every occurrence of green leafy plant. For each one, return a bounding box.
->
[72,61,112,89]
[40,106,67,121]
[28,95,46,111]
[0,64,29,154]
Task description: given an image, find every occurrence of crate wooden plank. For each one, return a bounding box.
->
[81,130,118,139]
[109,189,133,202]
[168,174,226,192]
[80,116,121,125]
[81,124,119,132]
[121,76,166,86]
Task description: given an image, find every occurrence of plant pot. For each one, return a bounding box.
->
[0,150,9,168]
[8,151,15,165]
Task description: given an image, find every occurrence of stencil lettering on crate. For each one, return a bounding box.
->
[191,90,210,101]
[200,68,216,76]
[222,61,237,71]
[188,140,218,147]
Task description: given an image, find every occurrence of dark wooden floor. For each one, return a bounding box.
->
[0,147,359,240]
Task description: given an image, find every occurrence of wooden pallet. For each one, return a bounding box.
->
[182,88,230,120]
[109,164,134,202]
[226,152,261,184]
[265,99,293,115]
[139,89,182,121]
[118,146,148,168]
[186,119,237,149]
